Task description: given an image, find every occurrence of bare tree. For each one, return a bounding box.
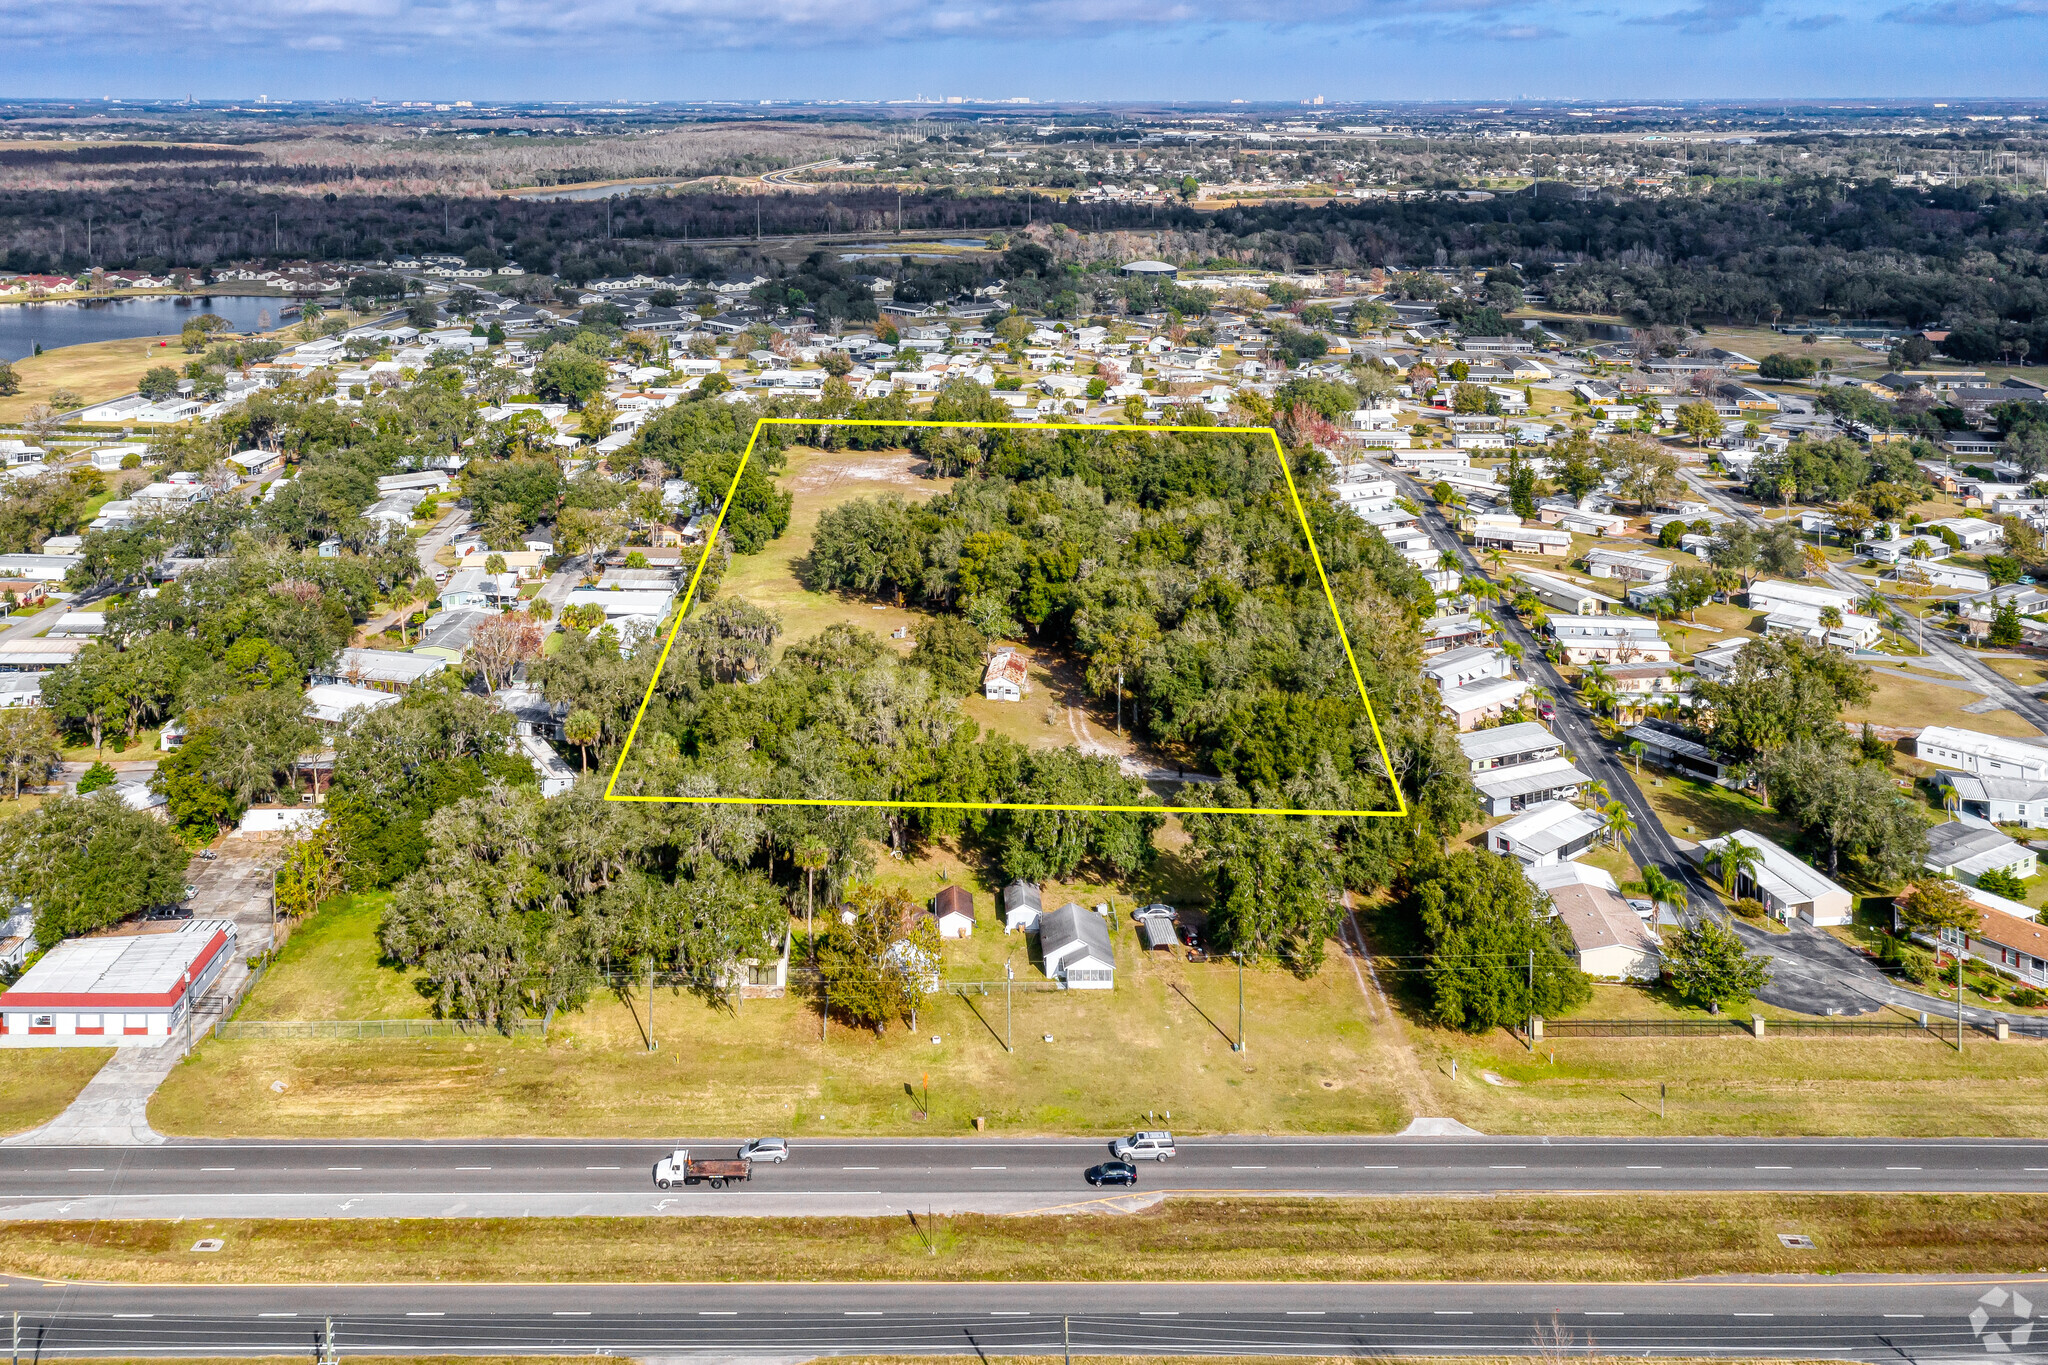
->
[467,612,545,694]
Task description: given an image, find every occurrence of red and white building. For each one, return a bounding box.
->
[0,920,236,1046]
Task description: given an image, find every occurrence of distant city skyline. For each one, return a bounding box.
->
[4,0,2048,105]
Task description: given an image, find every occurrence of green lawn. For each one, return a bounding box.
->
[0,1048,110,1135]
[238,892,430,1021]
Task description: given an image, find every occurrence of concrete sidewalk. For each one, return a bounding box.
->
[1,1043,180,1146]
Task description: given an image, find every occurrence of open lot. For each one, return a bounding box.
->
[1841,672,2045,739]
[150,886,1415,1138]
[7,1193,2046,1282]
[0,1048,110,1136]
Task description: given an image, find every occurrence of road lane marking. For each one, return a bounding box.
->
[1359,1165,1399,1169]
[1232,1165,1267,1170]
[844,1166,880,1170]
[456,1166,491,1171]
[991,1311,1030,1316]
[1434,1311,1473,1316]
[1733,1313,1774,1317]
[111,1314,153,1319]
[1886,1315,1925,1319]
[202,1167,235,1172]
[844,1311,883,1317]
[1626,1166,1661,1170]
[258,1313,296,1318]
[327,1167,362,1171]
[1490,1165,1526,1169]
[1755,1165,1791,1169]
[1887,1166,1922,1171]
[552,1311,591,1317]
[585,1166,619,1171]
[1140,1312,1179,1316]
[67,1168,103,1172]
[699,1311,737,1316]
[1287,1311,1325,1316]
[406,1312,444,1317]
[971,1166,1006,1170]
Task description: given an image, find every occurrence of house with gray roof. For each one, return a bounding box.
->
[1037,902,1114,990]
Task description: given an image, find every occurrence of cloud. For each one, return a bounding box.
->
[1625,0,1762,30]
[1784,9,1842,24]
[1882,0,2048,20]
[0,0,1571,53]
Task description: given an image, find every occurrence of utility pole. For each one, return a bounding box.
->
[647,958,656,1053]
[1063,1316,1071,1365]
[319,1316,337,1365]
[14,1307,20,1365]
[1234,950,1245,1053]
[1005,960,1013,1053]
[1959,951,1966,1052]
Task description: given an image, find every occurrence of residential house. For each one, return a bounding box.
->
[1441,677,1530,731]
[1545,877,1662,981]
[1421,646,1516,692]
[1546,615,1673,665]
[440,569,519,611]
[1513,570,1618,617]
[1037,902,1114,989]
[563,586,676,621]
[519,733,577,799]
[1470,751,1589,816]
[1899,560,1993,593]
[983,649,1029,702]
[1897,883,2048,994]
[1422,612,1492,655]
[1470,521,1571,557]
[1459,720,1563,774]
[1584,548,1672,586]
[1914,726,2048,782]
[304,683,402,732]
[1936,770,2048,826]
[1746,579,1856,617]
[314,647,448,694]
[1623,722,1739,786]
[1925,517,2006,553]
[1487,799,1607,867]
[932,885,975,940]
[410,608,492,663]
[1924,821,2038,887]
[1693,830,1853,926]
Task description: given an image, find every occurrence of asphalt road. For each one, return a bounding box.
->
[5,1136,2048,1219]
[0,1273,2036,1359]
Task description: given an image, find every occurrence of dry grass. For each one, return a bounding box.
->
[1841,673,2046,740]
[10,1194,2048,1283]
[0,1047,111,1135]
[1408,1023,2048,1136]
[1635,768,1800,846]
[153,896,1413,1138]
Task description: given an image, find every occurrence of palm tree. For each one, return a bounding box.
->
[1484,548,1508,577]
[1582,778,1610,809]
[1601,800,1637,849]
[794,836,831,948]
[1818,605,1844,637]
[563,709,600,771]
[1438,550,1462,576]
[1639,864,1685,916]
[1627,740,1648,774]
[1713,839,1764,899]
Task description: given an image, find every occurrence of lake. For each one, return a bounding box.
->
[0,295,291,363]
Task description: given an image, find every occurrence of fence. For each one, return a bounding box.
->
[1539,1015,2048,1040]
[214,1018,548,1040]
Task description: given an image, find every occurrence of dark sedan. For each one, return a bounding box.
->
[1085,1160,1138,1187]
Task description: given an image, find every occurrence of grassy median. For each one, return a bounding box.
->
[11,1195,2048,1284]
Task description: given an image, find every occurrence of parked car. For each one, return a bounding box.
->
[1086,1160,1138,1187]
[145,904,193,922]
[1537,699,1555,720]
[1111,1131,1176,1161]
[737,1137,789,1163]
[1131,902,1174,924]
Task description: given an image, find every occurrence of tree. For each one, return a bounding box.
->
[274,823,351,922]
[138,366,182,401]
[1898,877,1980,936]
[0,792,191,947]
[0,707,62,798]
[793,835,831,946]
[1639,864,1685,914]
[1711,838,1764,898]
[1412,849,1590,1031]
[1991,600,2024,648]
[1662,917,1772,1012]
[817,883,941,1034]
[75,761,116,794]
[467,611,544,694]
[1676,401,1722,447]
[534,346,609,407]
[1694,634,1872,762]
[0,360,18,397]
[563,709,600,771]
[1601,799,1636,849]
[1977,865,2029,900]
[1604,434,1681,511]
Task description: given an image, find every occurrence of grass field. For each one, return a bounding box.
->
[153,887,1416,1138]
[1842,672,2045,739]
[1409,1019,2048,1136]
[10,1193,2048,1283]
[0,1048,110,1135]
[1635,768,1800,845]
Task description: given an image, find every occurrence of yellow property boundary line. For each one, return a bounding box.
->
[602,419,1407,818]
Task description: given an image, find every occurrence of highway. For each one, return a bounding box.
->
[5,1136,2048,1219]
[0,1273,2036,1359]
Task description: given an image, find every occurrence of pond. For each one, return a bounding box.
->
[0,294,291,363]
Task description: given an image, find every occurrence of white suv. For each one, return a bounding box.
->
[1111,1131,1176,1161]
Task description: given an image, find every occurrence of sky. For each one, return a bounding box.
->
[3,0,2048,103]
